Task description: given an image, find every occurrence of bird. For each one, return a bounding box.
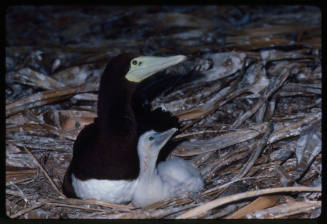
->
[132,128,204,207]
[62,53,187,203]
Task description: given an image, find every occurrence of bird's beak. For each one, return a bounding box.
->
[153,128,178,150]
[125,55,187,83]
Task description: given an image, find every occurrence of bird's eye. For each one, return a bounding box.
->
[149,136,154,141]
[132,60,137,65]
[138,61,142,66]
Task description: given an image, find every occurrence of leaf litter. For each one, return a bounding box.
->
[6,5,321,219]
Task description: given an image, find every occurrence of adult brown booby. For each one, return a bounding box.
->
[62,54,186,203]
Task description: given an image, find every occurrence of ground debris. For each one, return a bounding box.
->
[6,5,321,219]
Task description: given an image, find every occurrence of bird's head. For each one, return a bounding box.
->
[137,128,178,159]
[103,53,187,85]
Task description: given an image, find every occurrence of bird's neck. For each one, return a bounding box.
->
[139,154,158,180]
[97,79,137,131]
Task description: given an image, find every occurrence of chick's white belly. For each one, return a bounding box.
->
[72,173,137,203]
[132,175,168,207]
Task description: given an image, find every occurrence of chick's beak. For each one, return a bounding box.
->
[153,128,178,150]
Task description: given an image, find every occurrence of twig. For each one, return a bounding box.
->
[12,67,65,90]
[38,198,137,211]
[9,202,45,219]
[6,178,35,187]
[178,75,242,132]
[233,122,273,180]
[202,177,257,196]
[268,112,321,144]
[40,202,109,213]
[22,146,66,199]
[231,64,291,129]
[6,189,33,200]
[231,97,267,129]
[176,186,321,219]
[6,83,97,117]
[174,130,221,139]
[226,195,280,219]
[173,122,268,157]
[8,181,30,204]
[246,200,321,219]
[110,205,194,219]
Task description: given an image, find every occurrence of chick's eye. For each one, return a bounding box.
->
[149,136,154,141]
[132,60,137,65]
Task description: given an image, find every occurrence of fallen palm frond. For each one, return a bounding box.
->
[176,186,321,219]
[226,195,281,219]
[172,122,268,156]
[6,83,97,117]
[246,200,321,219]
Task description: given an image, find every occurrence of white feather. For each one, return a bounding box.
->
[132,130,204,207]
[72,173,137,204]
[158,158,204,194]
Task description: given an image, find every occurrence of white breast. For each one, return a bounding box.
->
[132,158,204,207]
[158,158,204,195]
[72,173,137,204]
[132,173,169,207]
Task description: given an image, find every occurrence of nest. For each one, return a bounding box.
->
[6,5,321,219]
